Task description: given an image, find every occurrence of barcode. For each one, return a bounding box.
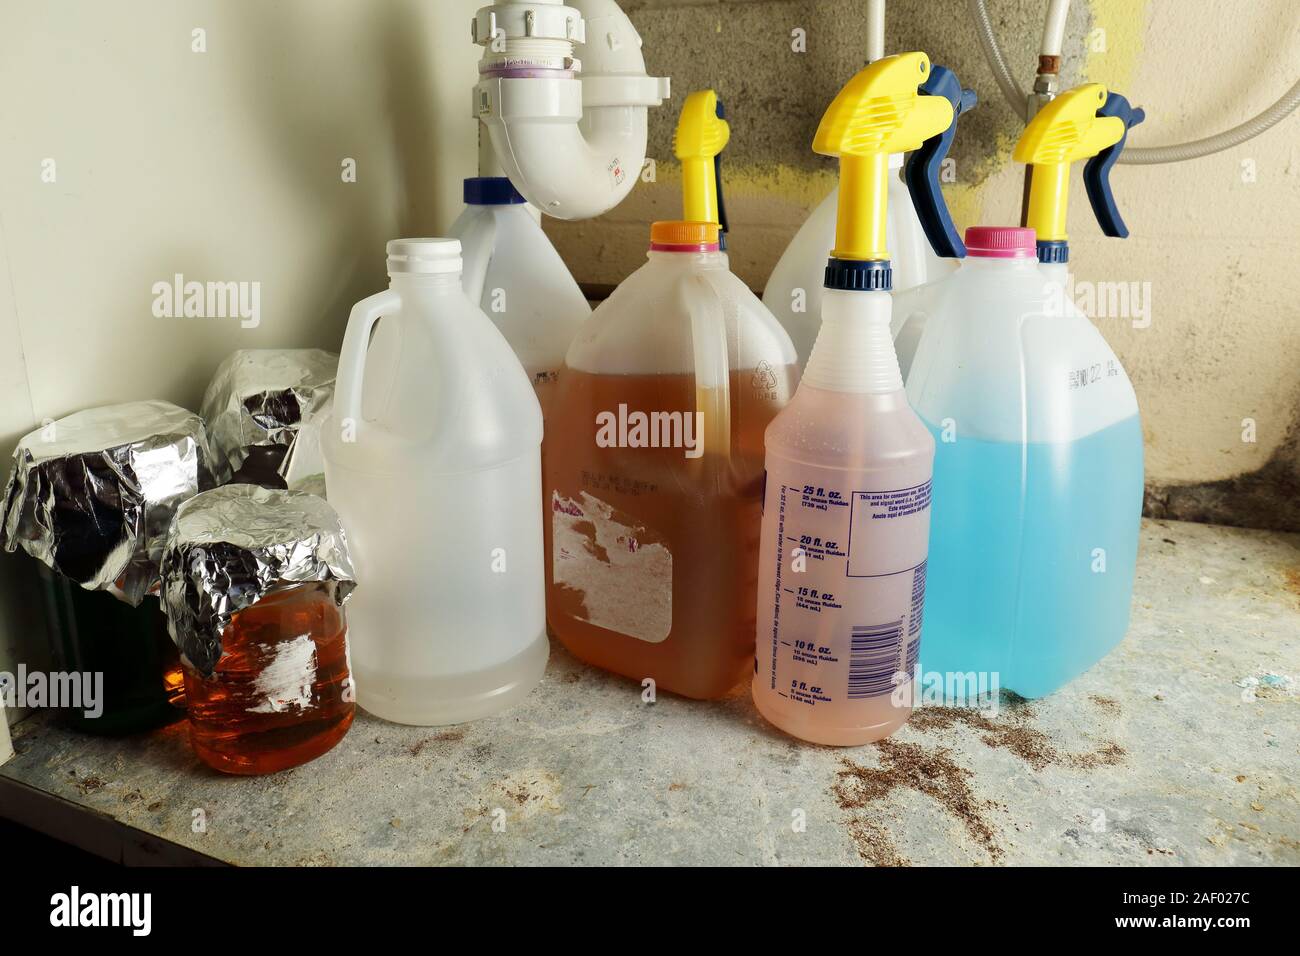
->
[847,622,904,699]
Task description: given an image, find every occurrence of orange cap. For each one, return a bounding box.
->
[650,220,720,249]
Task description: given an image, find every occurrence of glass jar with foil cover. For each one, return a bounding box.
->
[161,484,356,775]
[200,348,337,490]
[1,401,211,734]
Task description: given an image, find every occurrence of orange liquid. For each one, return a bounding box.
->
[544,365,797,699]
[183,583,354,775]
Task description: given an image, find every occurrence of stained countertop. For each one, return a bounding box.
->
[1,518,1297,866]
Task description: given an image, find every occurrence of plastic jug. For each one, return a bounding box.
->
[754,53,965,745]
[544,218,798,699]
[903,226,1143,698]
[763,69,976,366]
[450,177,591,417]
[322,238,548,725]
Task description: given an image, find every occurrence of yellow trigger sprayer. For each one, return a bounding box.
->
[673,89,731,247]
[1014,82,1145,276]
[762,51,976,364]
[752,53,967,746]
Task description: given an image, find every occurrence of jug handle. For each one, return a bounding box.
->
[681,272,732,464]
[334,288,401,442]
[889,282,926,339]
[458,212,497,307]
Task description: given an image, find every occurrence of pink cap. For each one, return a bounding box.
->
[964,226,1036,259]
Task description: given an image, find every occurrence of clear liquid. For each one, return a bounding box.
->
[919,415,1144,698]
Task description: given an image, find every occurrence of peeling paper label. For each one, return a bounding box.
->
[551,491,671,643]
[249,634,317,714]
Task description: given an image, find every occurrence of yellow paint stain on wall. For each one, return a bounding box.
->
[656,158,990,231]
[653,160,834,210]
[1082,0,1148,89]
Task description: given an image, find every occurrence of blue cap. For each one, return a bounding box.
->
[464,177,526,206]
[824,258,892,292]
[1036,239,1069,265]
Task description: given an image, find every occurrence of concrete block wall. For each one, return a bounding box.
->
[543,0,1300,532]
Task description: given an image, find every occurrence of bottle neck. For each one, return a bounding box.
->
[646,249,727,269]
[801,288,902,394]
[1039,260,1069,287]
[388,271,463,297]
[962,255,1040,272]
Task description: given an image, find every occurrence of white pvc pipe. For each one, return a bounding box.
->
[474,0,669,221]
[866,0,886,62]
[1040,0,1070,59]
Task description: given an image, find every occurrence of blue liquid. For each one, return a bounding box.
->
[919,415,1144,698]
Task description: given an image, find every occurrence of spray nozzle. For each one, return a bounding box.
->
[904,65,978,260]
[1084,91,1146,238]
[813,52,957,275]
[1014,83,1143,259]
[675,90,731,240]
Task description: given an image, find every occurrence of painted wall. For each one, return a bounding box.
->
[545,0,1300,531]
[0,0,484,717]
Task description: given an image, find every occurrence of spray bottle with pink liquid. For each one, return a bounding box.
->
[753,53,969,745]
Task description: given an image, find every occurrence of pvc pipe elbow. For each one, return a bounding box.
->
[477,78,661,219]
[473,0,669,221]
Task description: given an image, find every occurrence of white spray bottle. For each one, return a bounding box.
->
[753,53,964,745]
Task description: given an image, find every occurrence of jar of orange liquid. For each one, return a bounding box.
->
[161,485,356,774]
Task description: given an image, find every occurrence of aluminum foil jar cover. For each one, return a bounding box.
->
[161,484,356,676]
[0,400,212,605]
[200,349,337,485]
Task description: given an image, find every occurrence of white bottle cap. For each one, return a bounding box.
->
[386,238,463,275]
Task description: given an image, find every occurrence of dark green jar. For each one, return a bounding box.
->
[39,567,184,735]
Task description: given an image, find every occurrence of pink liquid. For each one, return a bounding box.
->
[753,386,934,745]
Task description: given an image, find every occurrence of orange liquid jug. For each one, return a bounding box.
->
[545,221,797,698]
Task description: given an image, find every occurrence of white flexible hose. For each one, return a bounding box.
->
[866,0,886,62]
[969,0,1300,164]
[1120,78,1300,164]
[969,0,1025,117]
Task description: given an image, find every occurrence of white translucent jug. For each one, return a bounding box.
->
[451,177,591,417]
[323,238,548,726]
